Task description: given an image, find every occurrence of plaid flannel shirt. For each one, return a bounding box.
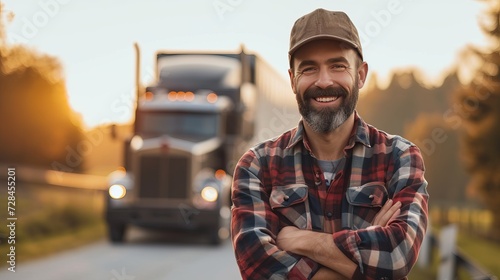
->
[231,113,429,280]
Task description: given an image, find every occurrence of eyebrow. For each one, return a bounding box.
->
[296,56,350,70]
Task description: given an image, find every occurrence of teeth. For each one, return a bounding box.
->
[314,96,339,103]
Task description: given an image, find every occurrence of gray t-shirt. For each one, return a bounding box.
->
[317,158,343,185]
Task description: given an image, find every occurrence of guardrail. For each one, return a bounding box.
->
[0,164,108,190]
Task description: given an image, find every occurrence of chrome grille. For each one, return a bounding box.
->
[139,154,190,199]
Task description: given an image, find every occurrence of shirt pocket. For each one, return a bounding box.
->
[270,184,309,229]
[345,182,388,230]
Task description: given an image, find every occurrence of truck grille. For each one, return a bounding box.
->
[138,154,190,199]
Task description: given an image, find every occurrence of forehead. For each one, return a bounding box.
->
[292,39,358,67]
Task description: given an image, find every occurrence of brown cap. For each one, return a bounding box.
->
[289,9,363,66]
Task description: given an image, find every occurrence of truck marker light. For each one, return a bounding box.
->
[109,184,127,199]
[168,91,177,101]
[145,91,154,100]
[215,169,226,180]
[117,166,126,172]
[207,92,218,103]
[185,91,195,101]
[201,186,218,202]
[177,91,186,101]
[167,91,196,102]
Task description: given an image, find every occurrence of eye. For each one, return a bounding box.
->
[331,64,348,71]
[300,67,317,75]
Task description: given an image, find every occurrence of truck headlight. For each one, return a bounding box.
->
[201,186,218,202]
[109,184,127,199]
[130,135,143,150]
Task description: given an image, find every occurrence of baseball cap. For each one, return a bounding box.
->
[289,9,363,66]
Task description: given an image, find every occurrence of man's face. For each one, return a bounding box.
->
[289,39,368,134]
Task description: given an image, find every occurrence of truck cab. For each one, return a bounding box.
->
[105,49,256,244]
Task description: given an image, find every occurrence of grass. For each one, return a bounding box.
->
[1,221,106,265]
[456,231,500,277]
[0,182,107,266]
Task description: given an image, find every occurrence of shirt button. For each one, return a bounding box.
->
[326,212,333,218]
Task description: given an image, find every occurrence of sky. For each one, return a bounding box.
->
[2,0,488,129]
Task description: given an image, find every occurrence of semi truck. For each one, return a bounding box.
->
[104,44,298,244]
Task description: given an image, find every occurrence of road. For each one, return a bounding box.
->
[0,227,241,280]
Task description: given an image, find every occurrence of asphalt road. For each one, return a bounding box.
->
[0,226,241,280]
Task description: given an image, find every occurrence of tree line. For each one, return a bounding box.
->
[358,0,500,234]
[0,3,85,171]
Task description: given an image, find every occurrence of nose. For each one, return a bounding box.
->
[314,67,334,89]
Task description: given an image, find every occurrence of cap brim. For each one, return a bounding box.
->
[289,34,361,58]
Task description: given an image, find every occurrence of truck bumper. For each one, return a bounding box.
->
[106,203,222,230]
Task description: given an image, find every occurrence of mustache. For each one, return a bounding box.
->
[303,86,348,100]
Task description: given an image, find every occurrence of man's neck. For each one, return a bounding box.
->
[303,113,355,161]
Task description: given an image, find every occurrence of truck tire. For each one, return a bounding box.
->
[108,223,126,243]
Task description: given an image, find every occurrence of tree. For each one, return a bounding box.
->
[455,0,500,234]
[404,114,470,206]
[0,3,85,171]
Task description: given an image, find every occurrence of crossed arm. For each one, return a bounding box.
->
[232,146,428,279]
[276,200,402,279]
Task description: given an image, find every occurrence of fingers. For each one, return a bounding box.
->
[388,208,401,223]
[373,199,402,226]
[373,199,393,225]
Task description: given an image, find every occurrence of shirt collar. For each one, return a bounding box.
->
[286,111,372,150]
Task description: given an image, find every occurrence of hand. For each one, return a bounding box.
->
[373,199,401,226]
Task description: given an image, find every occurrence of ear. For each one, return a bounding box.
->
[357,62,369,89]
[288,68,297,94]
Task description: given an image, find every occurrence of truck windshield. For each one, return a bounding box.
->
[138,111,219,141]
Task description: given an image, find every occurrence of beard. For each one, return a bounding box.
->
[296,80,359,134]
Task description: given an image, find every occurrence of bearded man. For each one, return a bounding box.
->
[231,8,428,280]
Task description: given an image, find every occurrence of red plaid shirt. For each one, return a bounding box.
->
[231,113,428,279]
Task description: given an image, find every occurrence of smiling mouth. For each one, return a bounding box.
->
[313,96,341,103]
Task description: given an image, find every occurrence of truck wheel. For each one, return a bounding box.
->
[108,223,126,243]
